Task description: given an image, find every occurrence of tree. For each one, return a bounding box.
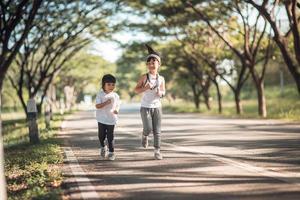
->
[0,1,43,198]
[121,0,251,114]
[183,27,230,113]
[57,50,115,104]
[186,0,274,117]
[117,1,213,109]
[160,41,207,110]
[245,0,300,94]
[7,0,114,116]
[0,0,42,90]
[116,42,147,100]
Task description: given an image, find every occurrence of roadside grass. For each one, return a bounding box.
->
[163,86,300,121]
[2,112,25,121]
[3,111,70,200]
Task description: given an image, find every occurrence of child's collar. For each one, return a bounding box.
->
[102,90,113,94]
[148,72,159,76]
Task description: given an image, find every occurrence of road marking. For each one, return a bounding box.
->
[64,147,100,199]
[61,116,101,199]
[117,127,300,187]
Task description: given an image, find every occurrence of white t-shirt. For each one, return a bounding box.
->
[95,91,120,125]
[141,74,165,108]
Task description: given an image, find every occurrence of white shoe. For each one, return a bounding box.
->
[100,146,107,158]
[108,152,116,161]
[154,148,163,160]
[142,135,148,148]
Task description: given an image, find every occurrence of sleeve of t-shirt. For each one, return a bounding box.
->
[95,93,102,104]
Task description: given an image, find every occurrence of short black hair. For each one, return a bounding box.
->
[146,56,159,63]
[102,74,116,90]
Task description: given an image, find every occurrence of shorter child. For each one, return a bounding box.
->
[95,74,120,161]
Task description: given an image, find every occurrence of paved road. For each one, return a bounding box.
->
[60,103,300,200]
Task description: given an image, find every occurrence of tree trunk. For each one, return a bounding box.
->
[256,81,267,117]
[249,65,267,117]
[0,90,8,199]
[191,84,200,110]
[50,104,53,120]
[204,94,211,110]
[44,110,51,129]
[27,98,40,144]
[212,79,222,113]
[234,89,243,115]
[279,68,284,96]
[194,95,200,110]
[18,92,27,117]
[46,84,55,119]
[275,38,300,94]
[202,80,211,110]
[37,103,42,115]
[64,85,75,111]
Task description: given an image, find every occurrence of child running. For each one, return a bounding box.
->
[95,74,120,161]
[134,44,166,160]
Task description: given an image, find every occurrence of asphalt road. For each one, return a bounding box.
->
[60,103,300,200]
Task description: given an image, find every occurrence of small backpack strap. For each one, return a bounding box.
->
[142,73,149,87]
[147,73,150,83]
[143,73,159,90]
[151,73,159,90]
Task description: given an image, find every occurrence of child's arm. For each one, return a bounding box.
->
[95,99,111,109]
[134,74,151,94]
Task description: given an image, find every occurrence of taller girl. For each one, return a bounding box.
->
[134,44,166,160]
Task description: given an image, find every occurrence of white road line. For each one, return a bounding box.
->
[117,127,300,187]
[64,147,100,199]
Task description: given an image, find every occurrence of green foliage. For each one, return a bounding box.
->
[3,118,27,146]
[164,85,300,121]
[5,143,63,200]
[3,112,67,199]
[56,50,116,99]
[116,42,148,99]
[3,112,65,147]
[2,77,24,110]
[159,41,197,100]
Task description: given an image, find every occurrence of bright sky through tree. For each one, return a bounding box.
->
[90,2,289,63]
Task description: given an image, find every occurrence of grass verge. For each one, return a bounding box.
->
[163,95,300,121]
[4,111,71,200]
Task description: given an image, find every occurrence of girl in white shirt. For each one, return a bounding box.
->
[135,44,166,160]
[95,74,120,161]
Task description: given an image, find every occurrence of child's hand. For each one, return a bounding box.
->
[105,99,112,105]
[156,89,164,97]
[144,82,153,90]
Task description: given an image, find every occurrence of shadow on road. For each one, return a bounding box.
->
[60,109,300,200]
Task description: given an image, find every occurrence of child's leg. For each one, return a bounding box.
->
[152,107,162,149]
[140,107,153,136]
[106,124,115,152]
[98,122,107,147]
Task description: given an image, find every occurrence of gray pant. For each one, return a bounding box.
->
[140,107,162,149]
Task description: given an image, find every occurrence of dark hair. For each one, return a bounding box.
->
[102,74,116,90]
[146,56,159,63]
[145,44,161,63]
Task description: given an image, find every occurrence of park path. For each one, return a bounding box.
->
[59,103,300,200]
